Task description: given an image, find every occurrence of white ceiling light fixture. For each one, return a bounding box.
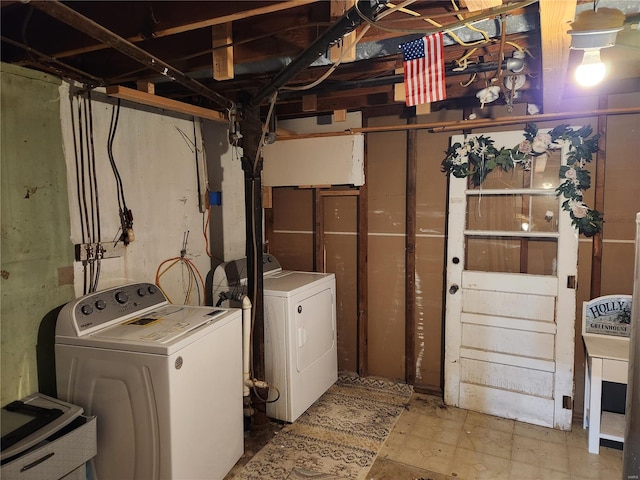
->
[568,7,625,87]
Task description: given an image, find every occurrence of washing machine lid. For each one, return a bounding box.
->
[90,305,230,344]
[263,271,334,297]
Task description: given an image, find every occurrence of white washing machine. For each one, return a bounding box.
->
[55,282,243,480]
[212,255,337,422]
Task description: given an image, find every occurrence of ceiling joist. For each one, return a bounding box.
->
[29,0,233,110]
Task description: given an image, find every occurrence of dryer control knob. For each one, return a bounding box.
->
[81,304,93,315]
[148,285,157,294]
[95,299,107,310]
[137,288,147,297]
[115,291,129,304]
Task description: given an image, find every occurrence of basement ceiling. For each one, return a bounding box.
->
[1,0,638,119]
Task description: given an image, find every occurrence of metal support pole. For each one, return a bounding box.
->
[238,102,269,427]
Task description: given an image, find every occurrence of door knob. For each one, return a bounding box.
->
[449,284,459,294]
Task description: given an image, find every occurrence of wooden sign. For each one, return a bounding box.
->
[583,295,632,337]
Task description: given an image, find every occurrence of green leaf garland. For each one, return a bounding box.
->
[441,123,603,237]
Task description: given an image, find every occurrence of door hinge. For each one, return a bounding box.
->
[562,395,573,409]
[566,276,576,289]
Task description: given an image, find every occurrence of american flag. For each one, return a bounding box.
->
[401,33,446,106]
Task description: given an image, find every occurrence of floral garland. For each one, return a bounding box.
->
[441,123,603,237]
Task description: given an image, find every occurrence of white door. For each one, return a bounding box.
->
[444,130,578,430]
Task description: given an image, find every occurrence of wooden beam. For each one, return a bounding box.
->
[405,116,417,385]
[212,23,234,81]
[330,0,357,63]
[314,189,325,273]
[302,94,318,112]
[460,0,503,12]
[105,85,226,123]
[358,117,369,377]
[539,0,577,113]
[52,0,318,59]
[353,106,640,134]
[590,95,608,298]
[31,1,232,110]
[136,80,154,94]
[333,109,347,122]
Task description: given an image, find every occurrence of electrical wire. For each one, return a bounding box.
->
[355,0,538,35]
[107,99,134,245]
[278,0,414,93]
[69,89,104,294]
[280,24,371,92]
[155,232,206,305]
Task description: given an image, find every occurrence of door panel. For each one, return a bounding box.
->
[445,130,577,430]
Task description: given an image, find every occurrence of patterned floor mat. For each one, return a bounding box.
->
[230,373,413,480]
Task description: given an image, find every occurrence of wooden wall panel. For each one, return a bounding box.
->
[272,187,314,231]
[366,116,406,234]
[270,188,314,271]
[601,244,636,295]
[367,235,406,379]
[270,232,313,272]
[413,116,455,391]
[324,196,358,372]
[366,116,407,380]
[325,228,358,372]
[602,114,640,240]
[415,236,446,391]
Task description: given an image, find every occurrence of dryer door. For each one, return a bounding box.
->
[294,286,335,372]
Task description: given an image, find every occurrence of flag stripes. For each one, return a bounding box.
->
[402,33,446,107]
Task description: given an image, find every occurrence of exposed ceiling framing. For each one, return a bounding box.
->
[1,1,638,119]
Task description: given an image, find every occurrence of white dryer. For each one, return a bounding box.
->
[212,255,338,422]
[55,283,243,480]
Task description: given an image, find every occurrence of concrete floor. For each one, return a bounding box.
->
[234,392,623,480]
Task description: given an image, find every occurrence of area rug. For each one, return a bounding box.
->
[231,373,413,480]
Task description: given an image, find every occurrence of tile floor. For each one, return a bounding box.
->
[368,392,623,480]
[236,391,624,480]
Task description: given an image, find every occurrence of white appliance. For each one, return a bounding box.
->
[212,255,337,422]
[55,282,243,480]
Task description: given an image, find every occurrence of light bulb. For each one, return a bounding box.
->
[575,49,606,87]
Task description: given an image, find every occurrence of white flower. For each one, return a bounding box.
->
[565,168,577,181]
[531,132,552,153]
[455,147,466,158]
[569,200,589,219]
[564,167,580,185]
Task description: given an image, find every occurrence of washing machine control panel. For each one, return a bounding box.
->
[70,283,168,334]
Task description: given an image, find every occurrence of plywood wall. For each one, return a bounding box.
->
[366,116,407,380]
[267,94,639,408]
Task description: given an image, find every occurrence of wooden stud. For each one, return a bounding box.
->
[394,82,406,103]
[105,85,226,123]
[212,23,234,80]
[333,109,347,122]
[302,94,318,112]
[314,189,325,272]
[590,95,607,298]
[52,0,318,59]
[262,185,273,209]
[358,114,370,378]
[459,0,502,12]
[329,0,357,63]
[405,116,417,385]
[416,103,431,115]
[539,0,577,113]
[136,80,154,94]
